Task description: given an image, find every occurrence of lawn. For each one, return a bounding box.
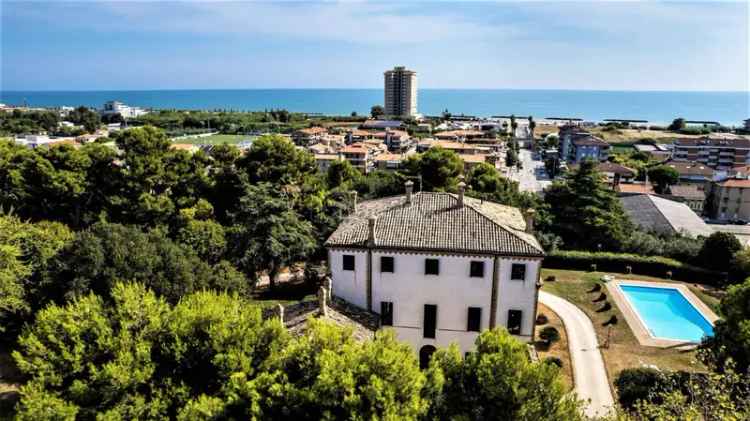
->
[540,269,721,390]
[171,134,253,145]
[535,303,574,390]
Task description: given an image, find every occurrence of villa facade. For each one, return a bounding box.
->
[325,182,544,364]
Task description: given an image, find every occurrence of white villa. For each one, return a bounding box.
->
[325,181,544,366]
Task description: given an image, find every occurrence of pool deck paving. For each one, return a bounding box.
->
[539,291,614,418]
[605,279,719,349]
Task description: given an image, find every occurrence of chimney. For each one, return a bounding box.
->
[523,209,536,233]
[458,181,466,207]
[368,216,376,246]
[351,190,358,213]
[405,180,414,204]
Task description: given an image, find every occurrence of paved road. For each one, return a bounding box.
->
[512,149,552,193]
[539,291,614,419]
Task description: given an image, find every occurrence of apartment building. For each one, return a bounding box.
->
[672,137,750,170]
[384,66,418,117]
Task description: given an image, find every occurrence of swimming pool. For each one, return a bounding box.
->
[619,285,714,343]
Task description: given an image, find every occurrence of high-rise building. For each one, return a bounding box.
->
[384,66,417,117]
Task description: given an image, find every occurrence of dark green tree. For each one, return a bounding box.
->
[371,105,385,119]
[404,147,463,191]
[668,118,687,131]
[238,134,317,187]
[46,222,249,304]
[542,159,633,250]
[326,159,361,189]
[698,231,742,272]
[648,165,679,194]
[229,183,316,289]
[67,106,101,133]
[353,170,409,199]
[704,278,750,373]
[424,328,583,420]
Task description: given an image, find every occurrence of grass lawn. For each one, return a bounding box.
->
[540,269,722,390]
[171,134,252,145]
[587,127,700,144]
[535,303,574,390]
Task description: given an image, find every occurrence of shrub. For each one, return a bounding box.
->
[543,251,722,285]
[539,326,560,344]
[615,367,668,410]
[544,356,563,368]
[536,313,549,325]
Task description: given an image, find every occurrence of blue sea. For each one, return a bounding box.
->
[1,89,747,125]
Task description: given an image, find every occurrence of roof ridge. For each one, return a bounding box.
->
[646,194,680,233]
[458,194,544,254]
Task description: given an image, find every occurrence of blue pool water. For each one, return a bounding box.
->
[619,285,714,343]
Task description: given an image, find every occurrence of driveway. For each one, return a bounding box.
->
[538,291,614,418]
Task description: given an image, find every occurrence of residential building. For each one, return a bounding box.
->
[384,66,418,117]
[558,125,610,163]
[672,136,750,170]
[666,184,706,214]
[325,182,544,359]
[416,139,483,155]
[633,143,671,160]
[100,101,148,118]
[705,178,750,221]
[341,143,373,173]
[373,129,411,152]
[665,161,715,184]
[434,130,485,141]
[744,119,750,131]
[292,127,328,145]
[314,153,342,173]
[570,162,635,185]
[361,120,404,130]
[374,153,407,172]
[620,194,713,238]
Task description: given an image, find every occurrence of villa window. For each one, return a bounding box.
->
[343,255,355,271]
[507,310,522,335]
[467,307,482,332]
[381,256,395,273]
[424,304,437,338]
[511,263,526,281]
[425,258,440,275]
[470,261,485,278]
[380,301,393,326]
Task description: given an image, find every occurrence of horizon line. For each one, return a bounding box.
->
[2,87,748,94]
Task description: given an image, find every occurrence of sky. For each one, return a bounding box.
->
[1,1,749,91]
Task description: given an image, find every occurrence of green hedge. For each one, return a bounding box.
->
[543,250,724,285]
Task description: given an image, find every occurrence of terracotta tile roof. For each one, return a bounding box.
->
[572,135,609,147]
[341,144,368,154]
[348,129,372,137]
[374,153,405,162]
[296,127,328,136]
[666,161,714,177]
[717,178,750,188]
[616,183,655,194]
[434,129,485,139]
[325,192,544,256]
[668,184,705,200]
[570,162,635,176]
[458,154,487,164]
[372,130,408,139]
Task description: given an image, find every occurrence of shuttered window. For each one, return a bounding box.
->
[343,255,355,271]
[424,304,437,338]
[381,256,394,273]
[470,261,484,278]
[467,307,481,332]
[511,263,526,281]
[425,259,439,275]
[380,301,393,326]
